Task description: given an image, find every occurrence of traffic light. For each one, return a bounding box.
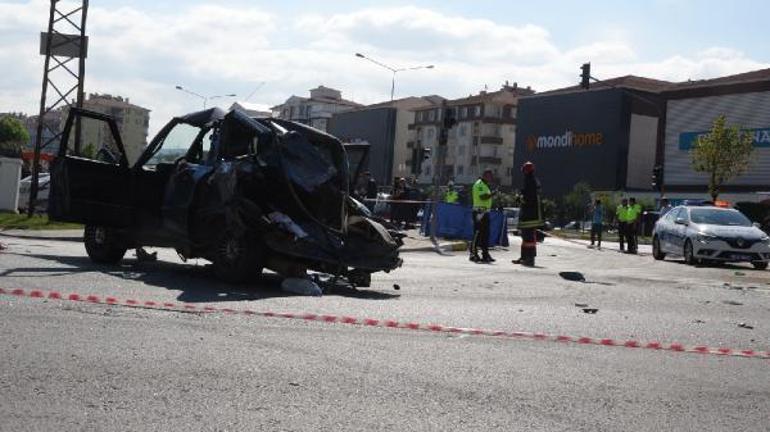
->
[651,164,663,191]
[580,63,591,89]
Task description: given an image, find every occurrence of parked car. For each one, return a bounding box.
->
[652,205,770,269]
[561,220,592,231]
[48,107,403,286]
[17,173,50,212]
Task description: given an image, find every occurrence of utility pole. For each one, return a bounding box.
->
[429,101,456,251]
[29,0,89,216]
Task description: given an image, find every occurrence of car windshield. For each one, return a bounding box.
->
[146,123,211,166]
[689,208,751,226]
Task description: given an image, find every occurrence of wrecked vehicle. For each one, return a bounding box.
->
[48,107,402,286]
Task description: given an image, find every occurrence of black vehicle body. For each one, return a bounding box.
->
[48,107,402,285]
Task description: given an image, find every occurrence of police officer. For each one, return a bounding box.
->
[444,181,459,204]
[470,170,495,263]
[513,161,543,267]
[616,198,629,252]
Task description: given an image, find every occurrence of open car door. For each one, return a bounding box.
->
[48,108,133,227]
[343,142,370,194]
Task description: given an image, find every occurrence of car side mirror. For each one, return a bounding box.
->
[753,222,761,228]
[675,218,688,225]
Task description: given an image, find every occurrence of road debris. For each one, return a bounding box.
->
[581,308,599,314]
[738,322,754,330]
[393,284,401,291]
[559,272,586,282]
[574,303,589,307]
[722,300,744,306]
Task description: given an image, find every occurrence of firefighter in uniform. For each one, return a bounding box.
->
[470,170,495,263]
[513,161,543,267]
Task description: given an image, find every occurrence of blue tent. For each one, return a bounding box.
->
[421,203,509,247]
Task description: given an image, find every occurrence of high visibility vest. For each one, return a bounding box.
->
[472,179,492,210]
[444,190,459,204]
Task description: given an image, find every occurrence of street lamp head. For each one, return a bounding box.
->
[225,94,236,97]
[426,65,435,69]
[355,53,365,58]
[175,85,183,90]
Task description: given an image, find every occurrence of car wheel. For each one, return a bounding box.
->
[752,261,768,270]
[84,225,127,264]
[652,236,666,260]
[212,231,263,283]
[683,239,698,266]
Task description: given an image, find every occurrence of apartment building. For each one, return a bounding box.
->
[409,83,535,188]
[270,86,362,132]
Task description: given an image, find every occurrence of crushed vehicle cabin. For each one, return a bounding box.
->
[48,107,403,287]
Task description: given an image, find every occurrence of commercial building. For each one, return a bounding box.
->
[513,76,668,197]
[328,96,444,187]
[270,86,362,132]
[513,68,770,202]
[410,83,535,188]
[661,69,770,202]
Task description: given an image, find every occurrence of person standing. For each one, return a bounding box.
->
[628,197,642,254]
[444,181,459,204]
[513,162,543,267]
[615,198,629,252]
[659,197,673,217]
[470,170,495,263]
[590,199,603,249]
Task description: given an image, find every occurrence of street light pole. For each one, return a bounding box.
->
[175,85,236,109]
[355,53,434,101]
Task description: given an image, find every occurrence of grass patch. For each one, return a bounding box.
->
[0,212,82,230]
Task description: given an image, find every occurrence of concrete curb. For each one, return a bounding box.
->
[0,230,83,242]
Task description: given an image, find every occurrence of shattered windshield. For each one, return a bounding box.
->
[146,123,211,165]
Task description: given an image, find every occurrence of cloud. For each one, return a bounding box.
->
[0,2,767,138]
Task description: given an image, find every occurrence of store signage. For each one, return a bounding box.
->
[679,127,770,150]
[526,130,603,152]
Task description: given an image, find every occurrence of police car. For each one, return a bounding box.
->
[652,205,770,269]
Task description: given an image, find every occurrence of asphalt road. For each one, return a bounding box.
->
[1,234,769,431]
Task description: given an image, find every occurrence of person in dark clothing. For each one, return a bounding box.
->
[391,177,408,228]
[512,161,543,267]
[363,172,378,211]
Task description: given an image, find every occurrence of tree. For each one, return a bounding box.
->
[691,115,754,201]
[562,181,592,223]
[0,116,30,158]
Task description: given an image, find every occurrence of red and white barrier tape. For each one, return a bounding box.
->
[1,287,767,361]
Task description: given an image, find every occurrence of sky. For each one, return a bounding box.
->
[1,0,769,136]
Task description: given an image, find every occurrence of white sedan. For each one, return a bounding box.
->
[17,173,50,212]
[652,205,770,269]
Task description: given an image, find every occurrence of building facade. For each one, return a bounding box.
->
[513,77,669,197]
[660,70,770,201]
[328,96,443,187]
[271,86,362,132]
[512,69,770,202]
[409,84,535,188]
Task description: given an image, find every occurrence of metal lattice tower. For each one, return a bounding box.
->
[28,0,89,215]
